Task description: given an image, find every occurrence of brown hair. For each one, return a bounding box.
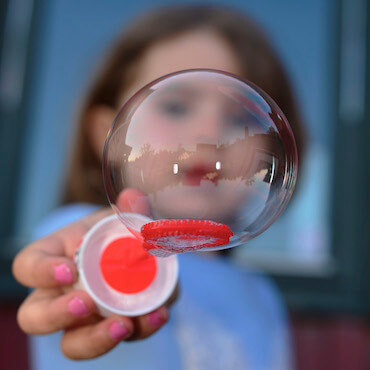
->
[64,5,306,205]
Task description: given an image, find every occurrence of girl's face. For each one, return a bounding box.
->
[101,30,269,224]
[118,29,242,104]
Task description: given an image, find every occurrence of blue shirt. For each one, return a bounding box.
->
[30,204,294,370]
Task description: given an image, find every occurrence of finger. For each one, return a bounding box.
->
[17,289,97,335]
[61,316,134,360]
[117,188,151,216]
[13,252,78,288]
[12,208,112,288]
[128,305,169,341]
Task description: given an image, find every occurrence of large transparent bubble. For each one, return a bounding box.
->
[103,69,298,257]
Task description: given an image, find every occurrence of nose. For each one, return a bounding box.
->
[192,103,223,144]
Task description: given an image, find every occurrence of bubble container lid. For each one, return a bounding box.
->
[74,213,178,316]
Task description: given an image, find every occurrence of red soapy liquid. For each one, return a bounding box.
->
[141,219,233,254]
[100,237,157,294]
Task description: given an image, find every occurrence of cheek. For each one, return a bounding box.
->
[223,136,270,176]
[130,111,189,152]
[124,146,176,197]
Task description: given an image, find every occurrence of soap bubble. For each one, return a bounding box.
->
[103,69,298,256]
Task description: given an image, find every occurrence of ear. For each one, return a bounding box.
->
[86,105,117,159]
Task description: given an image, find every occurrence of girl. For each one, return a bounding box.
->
[13,5,304,369]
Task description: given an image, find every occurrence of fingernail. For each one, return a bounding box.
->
[147,307,168,327]
[54,263,73,283]
[109,321,130,341]
[67,297,89,316]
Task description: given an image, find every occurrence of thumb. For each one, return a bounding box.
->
[116,188,151,216]
[116,189,152,240]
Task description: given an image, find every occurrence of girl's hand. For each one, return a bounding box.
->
[12,190,176,360]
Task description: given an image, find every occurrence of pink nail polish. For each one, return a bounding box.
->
[109,321,130,341]
[147,308,168,327]
[54,264,73,283]
[67,297,89,316]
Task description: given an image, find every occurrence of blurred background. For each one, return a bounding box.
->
[0,0,369,369]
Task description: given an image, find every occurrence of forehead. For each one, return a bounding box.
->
[120,29,242,103]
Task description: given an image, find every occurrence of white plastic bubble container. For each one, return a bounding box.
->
[74,213,179,317]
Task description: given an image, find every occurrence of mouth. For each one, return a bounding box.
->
[182,164,220,186]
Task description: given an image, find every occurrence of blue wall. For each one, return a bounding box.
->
[15,0,335,256]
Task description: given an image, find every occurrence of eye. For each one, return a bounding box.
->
[159,100,189,117]
[227,109,259,128]
[229,112,246,125]
[227,110,249,126]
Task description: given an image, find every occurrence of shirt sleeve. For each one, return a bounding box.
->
[32,203,101,240]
